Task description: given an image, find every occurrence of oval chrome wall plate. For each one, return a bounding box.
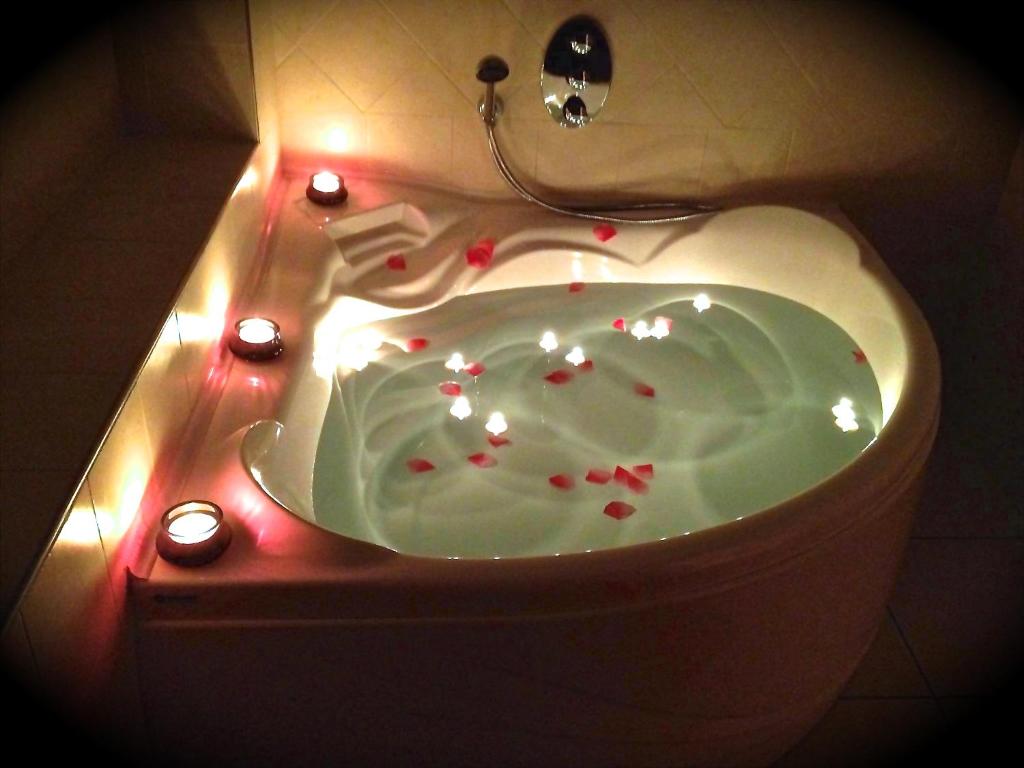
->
[541,15,612,128]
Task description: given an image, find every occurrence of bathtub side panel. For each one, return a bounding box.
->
[136,466,923,768]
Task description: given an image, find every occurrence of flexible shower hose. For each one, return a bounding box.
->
[483,119,719,224]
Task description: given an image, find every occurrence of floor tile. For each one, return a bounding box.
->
[840,610,931,698]
[0,609,37,688]
[889,538,1024,696]
[912,420,1021,539]
[776,698,943,767]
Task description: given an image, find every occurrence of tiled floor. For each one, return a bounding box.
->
[778,382,1024,764]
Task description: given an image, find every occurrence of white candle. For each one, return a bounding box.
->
[693,293,711,313]
[445,352,466,373]
[485,411,508,435]
[450,396,472,420]
[539,331,558,353]
[630,320,651,340]
[565,346,585,366]
[167,509,219,544]
[831,397,859,432]
[312,171,341,194]
[651,317,671,339]
[237,318,277,344]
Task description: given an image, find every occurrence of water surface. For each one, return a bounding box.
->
[311,283,881,558]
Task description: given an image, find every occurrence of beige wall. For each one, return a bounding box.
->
[0,26,122,268]
[112,0,259,140]
[1,1,277,757]
[267,0,1016,196]
[266,0,1020,306]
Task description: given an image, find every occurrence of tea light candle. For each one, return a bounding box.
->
[168,508,218,544]
[306,171,348,206]
[630,320,651,340]
[450,395,472,421]
[485,411,508,435]
[156,500,232,567]
[565,346,585,366]
[539,331,558,353]
[445,352,466,373]
[229,317,283,361]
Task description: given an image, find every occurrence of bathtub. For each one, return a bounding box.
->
[133,177,940,768]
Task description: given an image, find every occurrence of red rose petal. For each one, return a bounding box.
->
[586,469,612,484]
[627,475,650,495]
[603,500,636,520]
[579,359,594,372]
[633,463,654,479]
[614,465,634,487]
[612,317,626,332]
[476,238,495,256]
[487,435,511,448]
[466,246,493,269]
[634,382,656,398]
[468,452,497,468]
[438,381,462,396]
[569,282,585,293]
[464,361,486,377]
[593,223,617,242]
[544,369,574,385]
[853,349,867,364]
[386,254,406,271]
[549,474,575,490]
[407,338,430,352]
[406,458,435,473]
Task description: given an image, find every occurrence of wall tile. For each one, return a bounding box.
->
[534,120,629,192]
[280,110,368,163]
[300,0,427,111]
[700,127,792,195]
[614,125,706,198]
[113,1,258,141]
[0,373,123,471]
[86,387,155,589]
[0,609,38,688]
[268,0,1020,207]
[0,470,79,612]
[451,115,538,196]
[363,114,453,185]
[136,315,194,478]
[275,49,364,116]
[271,0,339,57]
[0,25,121,265]
[630,0,827,131]
[366,56,470,118]
[20,483,117,703]
[143,43,258,141]
[142,0,254,48]
[382,0,542,110]
[601,65,720,129]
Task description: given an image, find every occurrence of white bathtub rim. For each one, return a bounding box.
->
[235,200,941,585]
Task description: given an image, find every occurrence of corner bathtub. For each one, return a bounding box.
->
[134,180,940,768]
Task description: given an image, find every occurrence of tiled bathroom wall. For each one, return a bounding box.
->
[0,25,122,269]
[1,139,277,753]
[266,0,1021,432]
[112,0,259,140]
[269,0,1017,205]
[1,0,280,757]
